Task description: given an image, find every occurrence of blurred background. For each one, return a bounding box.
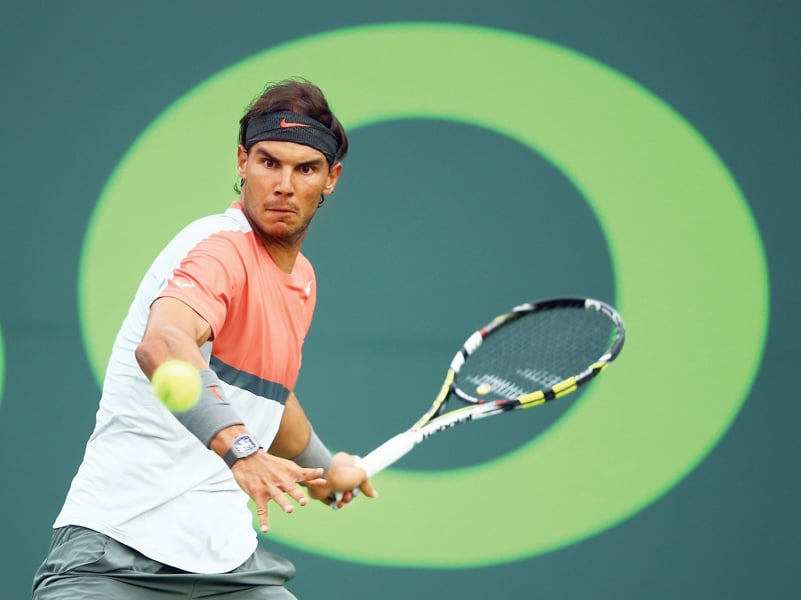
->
[1,1,798,598]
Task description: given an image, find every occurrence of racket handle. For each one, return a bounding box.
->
[359,429,421,477]
[330,430,421,509]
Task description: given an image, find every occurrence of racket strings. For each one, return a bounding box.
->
[457,307,619,402]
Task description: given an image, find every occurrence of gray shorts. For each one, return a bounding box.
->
[32,526,298,599]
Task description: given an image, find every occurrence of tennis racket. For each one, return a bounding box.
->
[332,297,625,506]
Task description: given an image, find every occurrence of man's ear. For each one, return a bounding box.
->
[324,161,343,195]
[236,145,249,178]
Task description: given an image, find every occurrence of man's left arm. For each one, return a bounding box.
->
[270,392,377,507]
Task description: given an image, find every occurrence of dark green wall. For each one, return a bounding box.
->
[1,1,799,598]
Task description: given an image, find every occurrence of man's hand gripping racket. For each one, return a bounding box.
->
[332,297,626,508]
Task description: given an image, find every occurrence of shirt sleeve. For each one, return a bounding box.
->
[156,231,245,338]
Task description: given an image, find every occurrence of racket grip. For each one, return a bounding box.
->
[358,429,420,477]
[330,430,421,509]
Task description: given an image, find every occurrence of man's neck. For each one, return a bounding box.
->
[258,232,306,274]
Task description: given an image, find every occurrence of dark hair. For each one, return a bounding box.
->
[238,78,348,162]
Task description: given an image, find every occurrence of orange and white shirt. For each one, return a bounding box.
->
[54,202,316,573]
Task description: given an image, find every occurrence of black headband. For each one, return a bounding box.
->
[243,110,341,165]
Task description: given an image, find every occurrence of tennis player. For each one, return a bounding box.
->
[32,78,376,599]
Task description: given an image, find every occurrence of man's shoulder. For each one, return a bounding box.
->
[184,204,249,237]
[169,206,251,253]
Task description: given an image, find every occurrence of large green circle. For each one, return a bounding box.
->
[79,23,769,567]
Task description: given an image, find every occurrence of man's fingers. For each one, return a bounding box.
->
[298,467,325,483]
[360,478,378,499]
[338,490,354,509]
[272,486,296,514]
[285,482,310,507]
[256,503,270,533]
[236,459,329,531]
[256,484,298,532]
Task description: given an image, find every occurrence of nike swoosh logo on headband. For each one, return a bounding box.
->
[280,117,311,128]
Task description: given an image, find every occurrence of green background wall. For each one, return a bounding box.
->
[1,1,798,598]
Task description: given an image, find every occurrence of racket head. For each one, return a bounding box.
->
[450,297,625,407]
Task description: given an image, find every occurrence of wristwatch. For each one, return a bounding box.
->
[224,434,261,468]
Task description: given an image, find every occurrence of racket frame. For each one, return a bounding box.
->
[426,297,624,423]
[335,296,625,493]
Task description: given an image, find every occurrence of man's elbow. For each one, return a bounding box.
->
[135,335,164,379]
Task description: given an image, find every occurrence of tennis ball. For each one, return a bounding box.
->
[476,383,492,396]
[152,360,202,412]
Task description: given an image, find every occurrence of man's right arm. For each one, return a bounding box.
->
[136,296,326,532]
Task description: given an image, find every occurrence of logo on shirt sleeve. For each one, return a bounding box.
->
[171,277,196,289]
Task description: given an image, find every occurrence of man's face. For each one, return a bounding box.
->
[237,140,341,250]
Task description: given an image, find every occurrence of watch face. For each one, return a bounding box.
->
[234,436,258,455]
